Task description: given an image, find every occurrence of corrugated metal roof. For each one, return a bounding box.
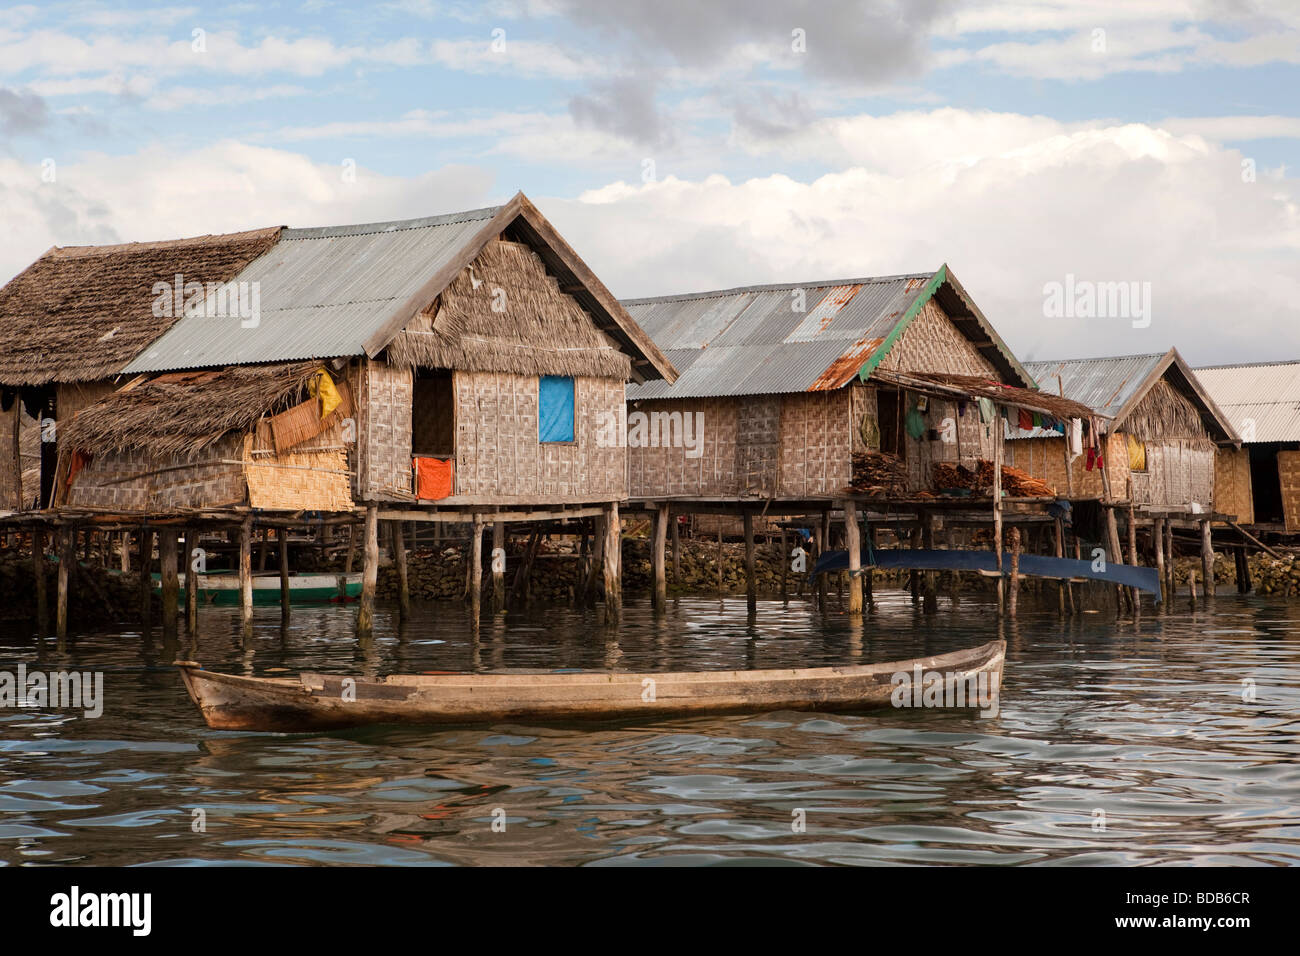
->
[1195,361,1300,443]
[625,274,929,400]
[125,206,502,373]
[1022,353,1167,420]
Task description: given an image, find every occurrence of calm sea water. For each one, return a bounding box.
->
[2,588,1298,866]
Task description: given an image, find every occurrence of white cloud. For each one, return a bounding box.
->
[0,140,495,281]
[545,116,1299,366]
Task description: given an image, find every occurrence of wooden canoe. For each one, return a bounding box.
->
[176,640,1005,732]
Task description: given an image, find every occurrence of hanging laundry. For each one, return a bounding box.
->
[308,369,343,419]
[1017,409,1033,431]
[978,398,995,424]
[1085,448,1096,471]
[1068,418,1083,461]
[905,400,926,440]
[1032,412,1043,428]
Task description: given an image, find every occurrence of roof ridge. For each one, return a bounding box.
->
[1024,351,1169,366]
[1196,359,1300,370]
[621,271,935,306]
[48,226,281,258]
[283,204,505,240]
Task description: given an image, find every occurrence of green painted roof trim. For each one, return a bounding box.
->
[856,265,948,383]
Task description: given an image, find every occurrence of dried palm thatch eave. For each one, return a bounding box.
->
[1119,378,1212,442]
[385,237,634,380]
[0,226,282,387]
[59,362,322,459]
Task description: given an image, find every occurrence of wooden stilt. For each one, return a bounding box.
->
[603,502,621,623]
[1235,545,1251,594]
[1105,506,1130,614]
[1153,517,1166,609]
[186,527,199,634]
[356,506,378,636]
[845,500,862,617]
[921,509,937,614]
[909,525,922,605]
[1200,519,1216,598]
[491,521,505,613]
[780,529,789,602]
[864,524,874,609]
[33,528,48,637]
[279,527,292,624]
[344,523,356,574]
[716,527,724,594]
[391,521,410,619]
[1127,503,1141,612]
[469,518,483,622]
[511,529,540,606]
[119,531,130,573]
[743,511,757,613]
[653,503,669,611]
[138,528,153,633]
[671,514,680,585]
[160,527,179,640]
[993,412,1004,613]
[1008,526,1021,618]
[56,527,71,643]
[1164,519,1175,600]
[583,517,604,608]
[239,516,254,638]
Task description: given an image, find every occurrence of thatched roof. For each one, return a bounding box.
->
[387,239,632,379]
[894,371,1098,421]
[0,227,281,386]
[59,362,321,458]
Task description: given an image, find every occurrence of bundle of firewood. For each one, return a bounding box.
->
[846,451,908,495]
[933,459,1054,497]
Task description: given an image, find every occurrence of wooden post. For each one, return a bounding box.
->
[56,527,72,644]
[653,503,669,611]
[779,529,789,601]
[1163,519,1174,600]
[469,518,483,623]
[186,527,199,634]
[1127,503,1140,611]
[1159,520,1170,608]
[743,511,757,614]
[491,521,505,613]
[993,410,1004,613]
[119,531,130,573]
[1200,519,1216,598]
[159,527,179,640]
[583,516,604,608]
[603,502,621,623]
[844,500,863,617]
[33,528,48,637]
[864,525,874,609]
[344,522,357,574]
[716,527,724,594]
[921,509,937,614]
[1235,545,1250,594]
[391,521,410,619]
[356,506,378,636]
[1054,516,1074,615]
[1105,506,1130,614]
[137,528,153,633]
[511,529,540,606]
[1008,526,1021,618]
[671,514,680,585]
[239,516,254,638]
[279,527,292,624]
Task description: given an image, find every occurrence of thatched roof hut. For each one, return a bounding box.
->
[0,228,281,386]
[1007,348,1238,511]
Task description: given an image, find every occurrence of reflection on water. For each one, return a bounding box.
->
[1,588,1298,866]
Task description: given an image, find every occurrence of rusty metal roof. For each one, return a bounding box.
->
[625,266,1028,400]
[1195,360,1300,443]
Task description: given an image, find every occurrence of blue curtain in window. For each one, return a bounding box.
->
[538,375,575,442]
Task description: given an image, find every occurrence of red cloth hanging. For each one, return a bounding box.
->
[414,457,454,500]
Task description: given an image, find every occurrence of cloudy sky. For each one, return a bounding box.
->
[1,0,1297,365]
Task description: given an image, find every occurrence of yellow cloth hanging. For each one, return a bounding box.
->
[1126,433,1146,471]
[308,369,343,419]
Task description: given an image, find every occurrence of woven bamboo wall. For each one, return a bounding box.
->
[1276,451,1300,531]
[627,398,739,498]
[67,435,247,511]
[0,405,39,508]
[358,358,413,501]
[1214,446,1254,525]
[245,420,354,511]
[1002,433,1128,498]
[876,299,999,377]
[628,392,853,500]
[1136,440,1214,508]
[453,371,625,502]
